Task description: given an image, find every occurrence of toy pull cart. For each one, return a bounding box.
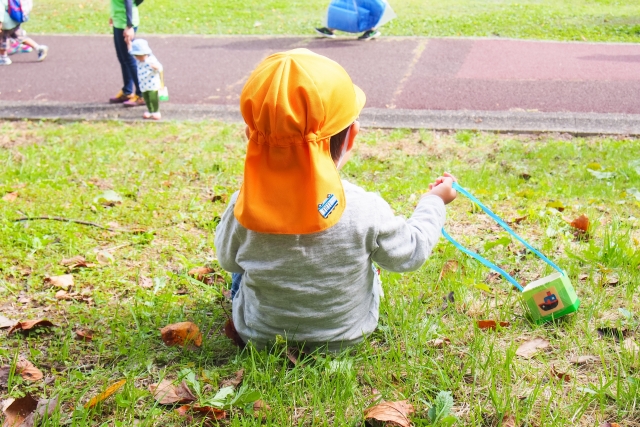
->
[443,182,580,324]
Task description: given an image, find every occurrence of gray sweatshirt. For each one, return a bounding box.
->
[214,180,446,351]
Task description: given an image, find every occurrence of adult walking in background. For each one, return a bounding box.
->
[109,0,145,107]
[315,0,396,40]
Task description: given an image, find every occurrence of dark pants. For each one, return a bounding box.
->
[142,91,159,113]
[113,27,141,97]
[231,273,242,300]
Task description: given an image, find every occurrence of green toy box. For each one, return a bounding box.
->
[521,272,580,324]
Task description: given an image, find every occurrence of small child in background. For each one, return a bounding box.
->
[215,49,456,352]
[129,39,163,120]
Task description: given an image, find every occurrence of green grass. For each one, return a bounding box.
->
[27,0,640,42]
[1,120,640,426]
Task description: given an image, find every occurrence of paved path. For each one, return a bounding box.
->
[2,35,640,133]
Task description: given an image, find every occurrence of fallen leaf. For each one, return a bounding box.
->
[513,215,528,224]
[2,191,18,202]
[515,338,550,359]
[502,413,516,427]
[192,405,227,420]
[570,214,590,232]
[224,318,245,348]
[286,348,299,366]
[84,379,126,408]
[60,256,92,269]
[253,399,271,418]
[0,315,16,329]
[16,358,44,381]
[138,276,153,289]
[44,274,74,290]
[160,322,202,348]
[188,267,215,281]
[1,395,38,426]
[550,365,571,382]
[600,423,621,427]
[438,260,459,281]
[427,338,451,348]
[149,379,196,405]
[518,172,531,181]
[477,320,510,330]
[485,271,502,285]
[55,290,71,300]
[570,355,600,365]
[605,275,619,287]
[220,369,244,389]
[19,397,58,427]
[93,190,123,206]
[96,251,114,265]
[8,319,54,335]
[364,400,414,427]
[546,201,565,212]
[211,194,228,203]
[622,338,639,355]
[578,274,589,281]
[75,329,94,342]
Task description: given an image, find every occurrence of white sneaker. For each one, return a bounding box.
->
[143,111,152,119]
[151,112,161,120]
[0,56,12,65]
[37,45,48,62]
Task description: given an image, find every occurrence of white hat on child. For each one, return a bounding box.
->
[129,39,152,56]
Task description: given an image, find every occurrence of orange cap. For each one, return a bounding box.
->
[234,48,366,234]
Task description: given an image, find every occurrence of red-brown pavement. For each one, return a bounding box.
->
[2,35,640,131]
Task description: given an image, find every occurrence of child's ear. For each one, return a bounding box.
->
[347,120,360,151]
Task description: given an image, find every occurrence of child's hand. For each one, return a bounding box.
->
[108,18,113,27]
[150,64,159,70]
[425,172,457,204]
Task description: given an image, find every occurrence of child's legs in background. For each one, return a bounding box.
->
[231,273,242,300]
[142,91,159,113]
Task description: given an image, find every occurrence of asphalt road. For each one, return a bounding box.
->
[2,35,640,116]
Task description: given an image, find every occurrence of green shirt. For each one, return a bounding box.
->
[110,0,139,29]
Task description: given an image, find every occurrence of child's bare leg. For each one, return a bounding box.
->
[20,38,39,49]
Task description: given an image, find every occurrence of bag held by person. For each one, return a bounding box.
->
[326,0,387,33]
[159,71,169,102]
[7,0,33,23]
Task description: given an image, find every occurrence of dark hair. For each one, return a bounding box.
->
[329,125,351,163]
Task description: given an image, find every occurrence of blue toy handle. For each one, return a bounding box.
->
[442,182,565,292]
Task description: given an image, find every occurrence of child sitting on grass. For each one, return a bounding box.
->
[129,38,163,120]
[215,48,457,352]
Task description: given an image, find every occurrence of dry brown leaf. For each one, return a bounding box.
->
[138,276,153,289]
[188,267,215,282]
[477,320,510,330]
[622,338,639,355]
[1,394,38,426]
[427,338,451,348]
[364,400,414,427]
[16,358,43,382]
[286,348,300,366]
[2,191,18,202]
[600,423,621,427]
[224,318,245,348]
[570,214,590,232]
[253,399,271,417]
[96,251,114,265]
[60,256,92,269]
[8,319,54,335]
[75,329,94,342]
[570,355,600,365]
[220,369,244,389]
[192,405,227,420]
[502,414,517,427]
[160,322,202,348]
[439,260,459,281]
[0,315,16,329]
[513,215,528,224]
[84,379,126,408]
[605,275,619,287]
[578,273,589,281]
[515,338,550,359]
[44,274,74,290]
[19,397,58,427]
[149,379,196,405]
[55,290,71,300]
[550,365,571,382]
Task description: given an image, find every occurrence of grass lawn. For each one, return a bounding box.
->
[1,120,639,426]
[28,0,640,42]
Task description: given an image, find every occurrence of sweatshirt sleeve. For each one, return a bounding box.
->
[214,192,244,273]
[124,0,134,27]
[371,194,446,272]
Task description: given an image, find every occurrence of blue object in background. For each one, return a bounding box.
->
[327,0,387,33]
